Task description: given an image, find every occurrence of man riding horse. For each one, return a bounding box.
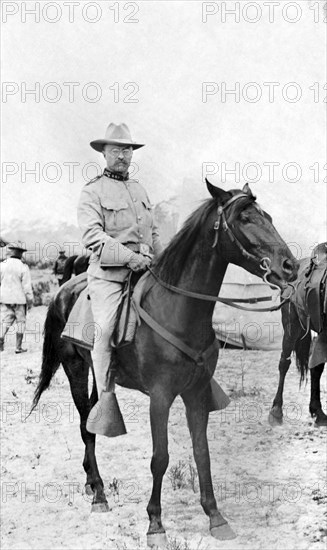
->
[53,249,68,286]
[78,123,163,431]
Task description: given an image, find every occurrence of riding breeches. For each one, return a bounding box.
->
[0,303,26,338]
[87,275,124,396]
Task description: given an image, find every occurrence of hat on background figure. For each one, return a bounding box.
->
[7,241,27,252]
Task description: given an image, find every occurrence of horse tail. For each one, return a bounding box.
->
[61,255,78,284]
[30,299,65,412]
[295,331,312,386]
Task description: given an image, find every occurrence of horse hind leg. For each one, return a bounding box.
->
[182,386,236,541]
[269,353,292,426]
[62,356,109,512]
[82,382,100,495]
[309,364,327,427]
[269,306,302,426]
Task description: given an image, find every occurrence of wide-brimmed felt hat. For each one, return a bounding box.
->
[7,241,27,253]
[90,123,145,153]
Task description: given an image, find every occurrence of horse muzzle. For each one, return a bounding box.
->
[281,257,300,282]
[260,256,299,290]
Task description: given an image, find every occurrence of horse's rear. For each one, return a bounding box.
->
[32,276,112,508]
[289,247,327,372]
[60,254,90,285]
[60,255,78,285]
[32,274,93,412]
[270,245,327,426]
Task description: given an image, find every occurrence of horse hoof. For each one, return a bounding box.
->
[91,501,109,513]
[211,524,237,540]
[85,484,94,496]
[268,411,283,426]
[146,532,167,548]
[315,418,327,427]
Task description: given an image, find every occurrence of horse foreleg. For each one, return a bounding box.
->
[182,387,236,541]
[269,353,292,425]
[309,364,327,426]
[146,388,174,548]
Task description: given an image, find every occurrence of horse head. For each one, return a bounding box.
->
[206,179,299,289]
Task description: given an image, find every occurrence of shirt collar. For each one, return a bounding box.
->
[104,168,129,181]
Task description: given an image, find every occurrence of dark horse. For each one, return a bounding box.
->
[32,182,298,545]
[269,243,327,427]
[60,254,90,285]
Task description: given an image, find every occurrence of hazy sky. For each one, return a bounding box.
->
[1,0,326,255]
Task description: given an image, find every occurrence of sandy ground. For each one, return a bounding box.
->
[1,306,326,550]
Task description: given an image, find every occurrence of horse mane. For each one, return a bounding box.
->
[153,199,215,284]
[153,191,257,285]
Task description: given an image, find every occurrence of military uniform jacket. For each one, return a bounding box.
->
[77,172,163,282]
[54,256,67,276]
[0,257,33,304]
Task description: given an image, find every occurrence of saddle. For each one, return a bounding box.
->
[60,272,147,350]
[294,243,327,334]
[61,271,230,412]
[111,271,146,348]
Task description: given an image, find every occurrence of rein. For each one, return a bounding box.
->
[147,267,289,312]
[133,192,292,368]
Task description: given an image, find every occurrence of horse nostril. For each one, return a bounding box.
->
[282,259,294,274]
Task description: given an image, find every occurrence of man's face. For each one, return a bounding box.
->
[103,145,133,175]
[8,249,23,259]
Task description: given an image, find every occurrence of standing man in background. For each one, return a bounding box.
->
[0,242,34,353]
[78,122,163,431]
[53,249,68,286]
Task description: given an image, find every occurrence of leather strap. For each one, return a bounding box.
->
[128,191,291,363]
[147,268,287,312]
[148,192,289,312]
[133,297,218,366]
[212,193,257,262]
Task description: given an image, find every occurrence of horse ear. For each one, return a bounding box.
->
[206,179,230,203]
[242,183,252,196]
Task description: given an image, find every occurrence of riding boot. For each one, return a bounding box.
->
[0,337,4,352]
[15,333,27,354]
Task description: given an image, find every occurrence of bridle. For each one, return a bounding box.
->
[212,192,262,261]
[211,192,282,293]
[144,192,291,311]
[212,193,251,256]
[132,193,292,369]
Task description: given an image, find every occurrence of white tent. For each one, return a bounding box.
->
[213,265,283,350]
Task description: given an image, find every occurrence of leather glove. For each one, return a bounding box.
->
[127,253,152,272]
